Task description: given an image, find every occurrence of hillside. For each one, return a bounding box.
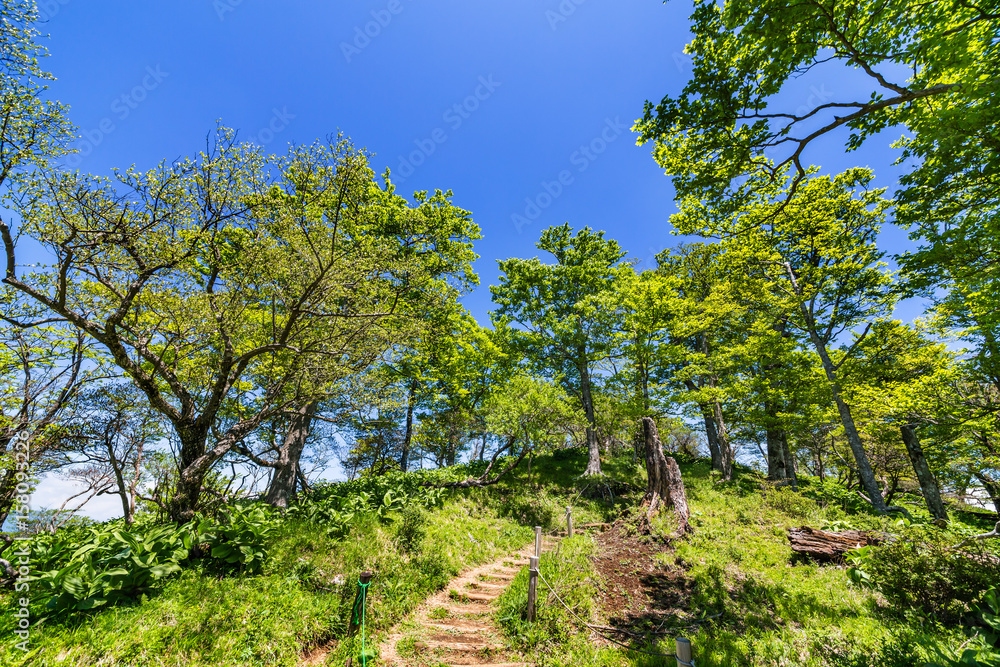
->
[3,451,997,667]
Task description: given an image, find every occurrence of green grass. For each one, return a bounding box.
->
[1,450,995,666]
[0,494,531,666]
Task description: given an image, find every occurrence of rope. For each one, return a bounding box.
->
[355,580,371,667]
[535,568,687,662]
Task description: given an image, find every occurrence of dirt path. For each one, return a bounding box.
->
[375,535,560,667]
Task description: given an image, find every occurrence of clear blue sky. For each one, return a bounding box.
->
[36,0,918,325]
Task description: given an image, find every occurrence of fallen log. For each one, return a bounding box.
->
[786,526,883,562]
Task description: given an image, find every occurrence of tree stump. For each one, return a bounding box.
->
[786,526,883,562]
[638,417,692,535]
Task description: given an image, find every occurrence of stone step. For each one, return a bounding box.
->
[459,591,499,603]
[414,636,489,652]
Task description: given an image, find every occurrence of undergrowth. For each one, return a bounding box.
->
[2,450,997,667]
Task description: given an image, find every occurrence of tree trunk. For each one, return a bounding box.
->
[166,424,214,523]
[701,407,723,472]
[265,402,318,510]
[579,356,602,476]
[638,417,692,534]
[765,428,787,481]
[0,466,17,529]
[787,526,883,562]
[781,432,797,489]
[710,399,734,480]
[400,379,417,472]
[683,378,723,473]
[810,337,888,513]
[899,424,948,523]
[764,399,791,482]
[108,452,132,526]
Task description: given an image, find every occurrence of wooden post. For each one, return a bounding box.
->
[526,556,539,622]
[675,637,693,666]
[534,526,542,558]
[566,506,573,537]
[348,571,374,635]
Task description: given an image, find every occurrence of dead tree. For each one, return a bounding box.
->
[638,417,692,535]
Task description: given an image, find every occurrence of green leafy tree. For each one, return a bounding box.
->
[675,169,903,512]
[434,376,584,489]
[654,243,741,479]
[841,320,956,522]
[1,133,479,521]
[410,310,508,468]
[636,0,1000,430]
[491,224,629,476]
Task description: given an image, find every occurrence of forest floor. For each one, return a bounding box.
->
[590,524,697,640]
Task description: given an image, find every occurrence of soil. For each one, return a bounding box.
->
[590,522,697,637]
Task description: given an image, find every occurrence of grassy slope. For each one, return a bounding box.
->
[2,451,994,666]
[493,453,990,667]
[0,494,531,666]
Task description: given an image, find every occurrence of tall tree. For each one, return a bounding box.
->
[636,0,1000,432]
[675,169,902,513]
[491,224,629,476]
[841,321,954,522]
[1,134,479,521]
[655,243,739,479]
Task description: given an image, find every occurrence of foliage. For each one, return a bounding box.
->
[287,469,449,539]
[197,504,279,575]
[491,223,631,475]
[635,0,1000,229]
[394,505,427,555]
[848,527,1000,625]
[28,521,191,617]
[23,503,280,619]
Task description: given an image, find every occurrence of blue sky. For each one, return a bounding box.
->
[24,0,924,520]
[36,0,918,324]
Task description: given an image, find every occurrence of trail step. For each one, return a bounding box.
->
[376,537,567,666]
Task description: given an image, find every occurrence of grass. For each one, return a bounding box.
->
[0,494,531,666]
[1,449,995,666]
[494,452,996,667]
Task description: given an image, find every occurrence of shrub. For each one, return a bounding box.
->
[857,529,1000,625]
[394,506,427,554]
[29,522,192,617]
[197,504,279,574]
